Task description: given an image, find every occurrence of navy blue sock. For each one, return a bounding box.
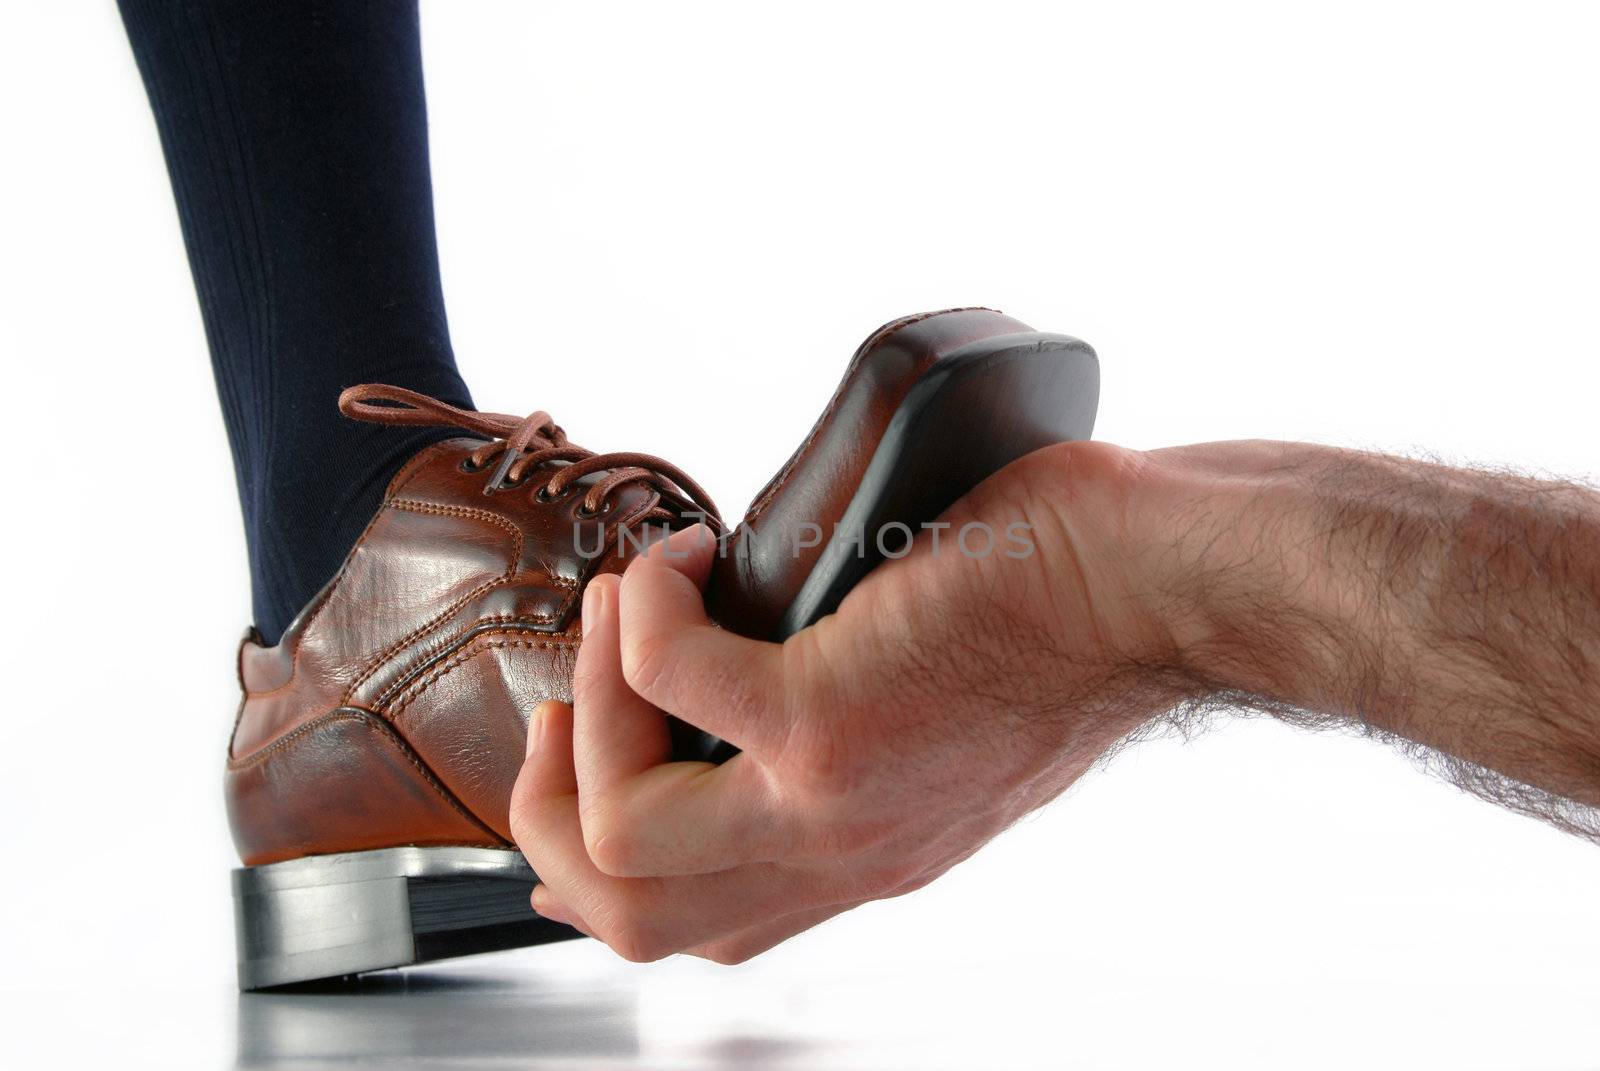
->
[118,0,473,644]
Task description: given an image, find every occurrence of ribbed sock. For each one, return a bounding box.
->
[118,0,473,643]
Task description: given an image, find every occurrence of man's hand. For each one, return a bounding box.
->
[509,438,1600,964]
[509,442,1177,963]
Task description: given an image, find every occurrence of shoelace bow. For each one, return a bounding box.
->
[338,384,720,530]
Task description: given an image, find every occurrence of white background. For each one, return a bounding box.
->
[3,2,1599,1068]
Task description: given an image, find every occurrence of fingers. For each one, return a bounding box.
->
[515,705,865,965]
[531,884,594,938]
[514,699,578,801]
[616,526,790,754]
[578,754,796,877]
[512,675,835,959]
[572,558,799,876]
[509,523,853,960]
[513,778,837,960]
[509,700,589,930]
[572,573,670,795]
[632,519,720,588]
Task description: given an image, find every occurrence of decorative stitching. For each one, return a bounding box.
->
[345,575,518,701]
[340,498,529,701]
[371,593,580,710]
[387,632,578,722]
[228,706,367,767]
[387,498,528,559]
[241,440,468,694]
[743,308,993,523]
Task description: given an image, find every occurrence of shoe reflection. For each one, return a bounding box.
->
[235,965,638,1067]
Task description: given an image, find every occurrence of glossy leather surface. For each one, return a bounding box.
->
[227,437,645,865]
[705,307,1034,639]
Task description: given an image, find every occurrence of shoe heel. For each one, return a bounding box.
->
[233,846,579,990]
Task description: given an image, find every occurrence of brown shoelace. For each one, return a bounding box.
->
[338,384,720,530]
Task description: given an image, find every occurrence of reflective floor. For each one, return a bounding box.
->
[236,967,645,1068]
[229,949,894,1069]
[227,946,951,1069]
[13,907,1600,1069]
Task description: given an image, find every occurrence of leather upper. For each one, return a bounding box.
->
[705,307,1034,639]
[227,435,670,865]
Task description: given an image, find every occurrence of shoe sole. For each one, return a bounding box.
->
[775,330,1100,637]
[233,846,579,990]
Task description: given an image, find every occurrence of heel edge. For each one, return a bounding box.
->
[233,846,579,990]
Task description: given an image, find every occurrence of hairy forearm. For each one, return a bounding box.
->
[1130,441,1600,830]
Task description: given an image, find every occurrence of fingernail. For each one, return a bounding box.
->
[530,884,557,917]
[662,522,706,559]
[582,575,606,627]
[525,701,550,758]
[531,885,576,926]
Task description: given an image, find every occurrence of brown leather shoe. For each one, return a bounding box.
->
[230,309,1097,989]
[229,386,720,988]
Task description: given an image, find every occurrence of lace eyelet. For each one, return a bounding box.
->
[459,456,487,474]
[535,485,563,504]
[575,500,612,520]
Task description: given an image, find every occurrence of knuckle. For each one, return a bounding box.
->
[601,916,671,963]
[592,902,672,960]
[506,789,551,851]
[789,721,856,793]
[507,809,534,851]
[620,630,677,702]
[1013,439,1144,505]
[571,648,608,698]
[701,942,755,966]
[582,819,642,878]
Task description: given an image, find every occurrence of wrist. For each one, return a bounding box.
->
[1024,441,1230,730]
[1120,441,1373,709]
